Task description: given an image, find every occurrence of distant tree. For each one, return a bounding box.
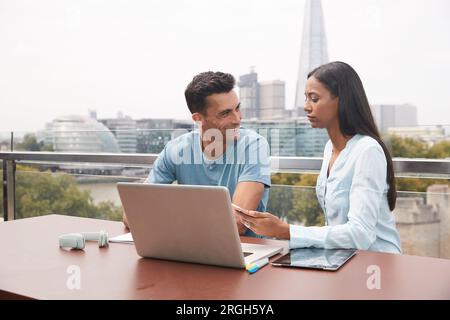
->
[387,135,450,159]
[267,185,293,219]
[387,135,428,158]
[287,174,323,226]
[16,134,41,151]
[268,173,323,226]
[4,165,123,221]
[40,143,54,152]
[386,135,450,191]
[427,140,450,159]
[15,134,53,152]
[396,177,450,193]
[271,172,301,186]
[136,131,171,154]
[288,186,324,226]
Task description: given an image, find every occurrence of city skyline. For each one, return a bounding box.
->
[1,0,450,133]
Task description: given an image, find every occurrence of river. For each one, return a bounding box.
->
[78,182,124,206]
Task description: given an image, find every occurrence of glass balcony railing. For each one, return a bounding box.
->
[269,185,450,260]
[1,154,449,260]
[14,167,144,221]
[395,190,449,259]
[1,125,450,260]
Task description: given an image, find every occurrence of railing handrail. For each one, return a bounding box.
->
[1,151,449,175]
[0,151,450,175]
[0,151,158,165]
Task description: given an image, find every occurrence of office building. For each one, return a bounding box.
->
[242,119,296,156]
[371,104,418,134]
[259,80,286,120]
[294,0,329,116]
[242,117,328,157]
[238,68,260,120]
[135,118,194,154]
[294,117,328,157]
[45,115,120,153]
[387,125,446,146]
[99,112,137,153]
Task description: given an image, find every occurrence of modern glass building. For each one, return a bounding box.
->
[45,115,121,153]
[371,104,418,134]
[99,113,137,153]
[259,80,286,120]
[242,117,328,157]
[238,68,260,120]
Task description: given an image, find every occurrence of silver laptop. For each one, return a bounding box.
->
[117,183,283,268]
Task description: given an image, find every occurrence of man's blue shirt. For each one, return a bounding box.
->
[148,128,271,214]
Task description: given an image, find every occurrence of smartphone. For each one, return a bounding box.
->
[231,203,253,216]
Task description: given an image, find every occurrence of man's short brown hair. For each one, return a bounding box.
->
[184,71,235,115]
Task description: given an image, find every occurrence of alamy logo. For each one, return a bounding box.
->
[366,265,381,290]
[171,128,272,166]
[66,265,81,290]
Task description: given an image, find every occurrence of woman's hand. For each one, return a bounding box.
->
[235,209,290,240]
[231,208,248,235]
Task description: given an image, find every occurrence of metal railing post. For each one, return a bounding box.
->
[2,160,16,221]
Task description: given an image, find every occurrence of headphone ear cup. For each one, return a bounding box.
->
[98,230,109,248]
[59,233,85,250]
[82,231,109,248]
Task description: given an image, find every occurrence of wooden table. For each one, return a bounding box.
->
[1,215,449,299]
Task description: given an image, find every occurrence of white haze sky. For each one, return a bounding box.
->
[1,0,449,133]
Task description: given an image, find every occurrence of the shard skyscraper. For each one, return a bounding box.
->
[294,0,329,116]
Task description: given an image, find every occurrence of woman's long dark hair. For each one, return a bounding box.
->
[308,61,396,211]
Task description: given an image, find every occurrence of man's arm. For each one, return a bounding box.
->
[232,181,265,235]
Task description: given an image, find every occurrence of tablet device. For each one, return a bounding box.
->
[271,248,357,271]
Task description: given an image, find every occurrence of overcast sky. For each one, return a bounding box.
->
[1,0,449,133]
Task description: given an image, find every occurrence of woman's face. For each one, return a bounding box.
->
[304,76,339,129]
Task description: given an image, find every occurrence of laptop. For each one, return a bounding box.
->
[116,182,283,268]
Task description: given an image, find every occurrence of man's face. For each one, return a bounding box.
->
[195,90,241,143]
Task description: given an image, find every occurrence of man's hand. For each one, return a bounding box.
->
[232,203,252,234]
[233,211,247,235]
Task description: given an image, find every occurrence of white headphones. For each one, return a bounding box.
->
[59,230,109,250]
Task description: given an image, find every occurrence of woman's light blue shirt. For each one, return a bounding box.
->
[289,134,402,254]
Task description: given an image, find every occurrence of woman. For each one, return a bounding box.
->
[236,61,401,253]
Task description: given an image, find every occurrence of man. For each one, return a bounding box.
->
[123,71,271,236]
